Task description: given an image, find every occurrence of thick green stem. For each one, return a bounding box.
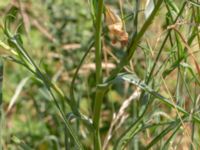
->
[95,0,104,85]
[93,0,104,149]
[93,88,106,150]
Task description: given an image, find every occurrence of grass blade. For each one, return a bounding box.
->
[146,119,182,149]
[2,28,84,149]
[116,73,200,123]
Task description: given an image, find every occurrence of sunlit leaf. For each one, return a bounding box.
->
[145,0,155,19]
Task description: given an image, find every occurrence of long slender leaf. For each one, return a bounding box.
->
[116,73,200,123]
[3,28,84,149]
[146,119,182,149]
[188,0,200,7]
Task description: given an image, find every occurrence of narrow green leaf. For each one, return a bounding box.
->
[165,0,179,13]
[114,116,143,150]
[116,73,200,123]
[162,124,181,150]
[188,0,200,7]
[3,26,84,149]
[146,119,182,149]
[162,54,186,78]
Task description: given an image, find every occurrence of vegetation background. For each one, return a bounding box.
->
[0,0,200,149]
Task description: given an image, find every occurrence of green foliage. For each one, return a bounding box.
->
[1,0,200,149]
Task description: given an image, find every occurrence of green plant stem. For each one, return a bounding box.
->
[137,1,187,117]
[131,1,140,149]
[93,0,104,149]
[94,1,103,85]
[5,34,83,149]
[146,1,186,84]
[92,1,162,149]
[107,0,163,82]
[93,88,106,149]
[70,40,94,114]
